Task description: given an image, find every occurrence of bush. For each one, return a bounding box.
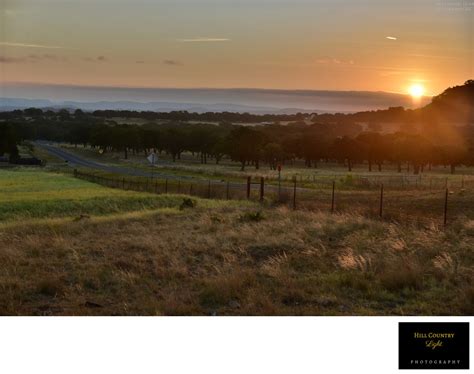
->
[37,278,64,297]
[239,211,265,222]
[340,174,354,187]
[179,198,197,210]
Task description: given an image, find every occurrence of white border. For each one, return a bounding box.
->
[0,316,471,374]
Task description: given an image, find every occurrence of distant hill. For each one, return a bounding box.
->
[0,97,330,115]
[310,80,474,128]
[422,80,474,124]
[1,82,471,128]
[1,83,431,114]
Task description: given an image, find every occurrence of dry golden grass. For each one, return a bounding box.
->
[0,204,472,316]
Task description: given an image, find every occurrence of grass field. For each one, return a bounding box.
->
[0,168,473,316]
[39,164,474,225]
[36,143,472,225]
[0,169,250,223]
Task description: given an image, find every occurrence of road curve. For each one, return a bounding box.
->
[35,142,307,193]
[35,142,197,180]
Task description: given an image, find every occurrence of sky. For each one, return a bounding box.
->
[1,0,473,97]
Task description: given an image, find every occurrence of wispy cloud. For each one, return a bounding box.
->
[0,56,29,63]
[163,59,182,66]
[83,56,108,62]
[407,53,457,60]
[316,57,355,65]
[136,60,145,64]
[0,54,67,63]
[177,37,230,43]
[386,36,398,40]
[0,41,67,49]
[29,54,67,62]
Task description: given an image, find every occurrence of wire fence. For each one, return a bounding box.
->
[73,169,472,226]
[270,172,474,191]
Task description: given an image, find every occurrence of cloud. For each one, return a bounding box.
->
[29,54,65,61]
[0,56,30,63]
[83,56,108,62]
[163,59,182,66]
[43,54,59,61]
[316,57,355,65]
[136,60,145,64]
[177,37,230,43]
[0,54,66,63]
[0,41,66,49]
[386,36,397,40]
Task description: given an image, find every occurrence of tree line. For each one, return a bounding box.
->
[1,111,473,174]
[1,80,472,173]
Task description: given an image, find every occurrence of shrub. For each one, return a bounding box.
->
[179,198,197,210]
[37,278,64,297]
[239,211,265,223]
[339,174,354,187]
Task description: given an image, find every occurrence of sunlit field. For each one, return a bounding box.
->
[0,169,248,223]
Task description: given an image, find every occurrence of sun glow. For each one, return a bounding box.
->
[409,84,425,98]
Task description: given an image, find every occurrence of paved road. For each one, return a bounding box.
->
[35,142,205,180]
[35,142,310,194]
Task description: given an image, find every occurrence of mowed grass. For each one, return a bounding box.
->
[0,169,246,222]
[0,168,472,316]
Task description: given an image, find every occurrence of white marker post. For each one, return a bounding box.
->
[147,151,157,180]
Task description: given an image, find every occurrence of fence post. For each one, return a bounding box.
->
[122,177,125,190]
[260,177,264,202]
[444,188,448,226]
[461,175,464,189]
[293,177,297,210]
[189,184,193,195]
[226,181,230,200]
[246,176,251,199]
[208,180,211,198]
[331,180,335,213]
[165,179,168,194]
[177,180,181,194]
[73,168,77,178]
[379,183,384,218]
[154,181,158,194]
[278,170,281,201]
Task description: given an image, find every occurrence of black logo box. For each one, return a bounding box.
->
[399,322,469,370]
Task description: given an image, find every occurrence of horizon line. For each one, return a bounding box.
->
[2,80,435,97]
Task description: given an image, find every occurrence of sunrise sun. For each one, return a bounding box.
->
[409,84,425,98]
